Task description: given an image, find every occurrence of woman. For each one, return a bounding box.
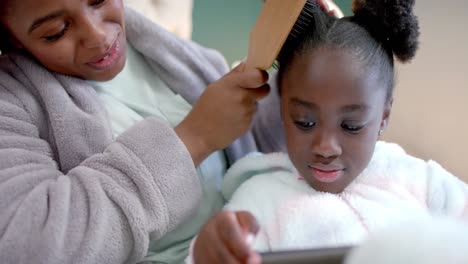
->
[0,0,338,263]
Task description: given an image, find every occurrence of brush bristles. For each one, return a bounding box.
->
[273,0,319,70]
[288,0,317,40]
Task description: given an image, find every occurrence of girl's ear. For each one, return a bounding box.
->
[380,98,393,135]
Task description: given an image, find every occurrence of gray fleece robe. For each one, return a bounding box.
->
[0,7,284,264]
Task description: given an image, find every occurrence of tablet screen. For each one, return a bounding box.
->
[261,246,352,264]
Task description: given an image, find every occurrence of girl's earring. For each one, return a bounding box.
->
[379,129,384,136]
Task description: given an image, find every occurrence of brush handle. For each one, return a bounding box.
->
[245,0,307,71]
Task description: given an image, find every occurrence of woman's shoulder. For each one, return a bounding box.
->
[0,52,50,90]
[1,52,35,70]
[0,52,106,139]
[0,53,38,105]
[0,53,22,75]
[0,52,58,107]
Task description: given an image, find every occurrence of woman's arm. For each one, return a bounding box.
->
[0,85,202,264]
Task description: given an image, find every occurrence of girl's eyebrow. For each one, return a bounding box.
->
[340,104,369,113]
[290,97,317,110]
[291,98,370,113]
[29,10,65,34]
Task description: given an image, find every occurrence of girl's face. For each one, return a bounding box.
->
[1,0,126,81]
[280,47,391,193]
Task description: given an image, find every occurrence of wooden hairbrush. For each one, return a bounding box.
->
[245,0,317,70]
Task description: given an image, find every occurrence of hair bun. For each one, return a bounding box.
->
[352,0,420,62]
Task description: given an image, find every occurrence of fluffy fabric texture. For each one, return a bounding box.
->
[0,7,284,264]
[345,216,468,264]
[221,142,468,252]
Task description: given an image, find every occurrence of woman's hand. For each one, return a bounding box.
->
[193,211,261,264]
[176,63,269,166]
[316,0,344,18]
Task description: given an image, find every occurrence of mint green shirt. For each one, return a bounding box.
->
[90,43,226,264]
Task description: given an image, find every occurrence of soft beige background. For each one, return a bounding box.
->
[384,0,467,181]
[124,0,193,39]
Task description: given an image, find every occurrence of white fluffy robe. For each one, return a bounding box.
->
[222,142,468,252]
[345,216,468,264]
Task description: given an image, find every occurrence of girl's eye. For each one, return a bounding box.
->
[341,123,364,133]
[91,0,106,6]
[294,121,316,131]
[43,23,70,42]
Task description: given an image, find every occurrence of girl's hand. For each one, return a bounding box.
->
[193,211,261,264]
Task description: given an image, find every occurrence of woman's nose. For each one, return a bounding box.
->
[79,14,109,49]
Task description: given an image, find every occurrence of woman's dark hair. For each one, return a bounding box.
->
[277,0,420,100]
[0,0,13,54]
[0,27,12,54]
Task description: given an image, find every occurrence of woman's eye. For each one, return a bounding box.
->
[341,123,364,133]
[294,121,316,130]
[43,23,70,42]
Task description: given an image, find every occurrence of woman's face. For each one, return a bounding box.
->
[1,0,126,81]
[280,47,391,193]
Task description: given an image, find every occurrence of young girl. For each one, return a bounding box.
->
[192,0,468,263]
[0,0,339,263]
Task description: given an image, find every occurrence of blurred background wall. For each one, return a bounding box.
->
[384,0,468,181]
[192,0,350,63]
